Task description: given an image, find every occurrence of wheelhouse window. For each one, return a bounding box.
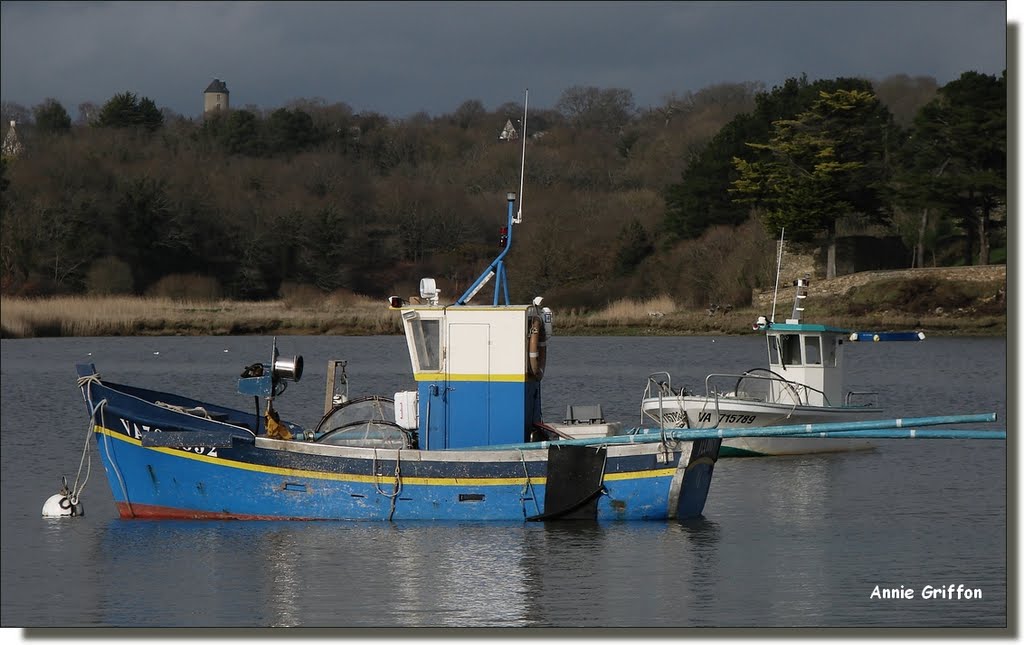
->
[804,336,822,365]
[780,334,802,365]
[406,316,441,371]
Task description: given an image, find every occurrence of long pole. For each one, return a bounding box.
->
[515,89,528,224]
[655,412,998,437]
[458,412,1001,451]
[770,228,785,323]
[773,429,1007,440]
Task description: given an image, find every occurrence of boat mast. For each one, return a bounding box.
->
[765,228,786,368]
[456,90,529,306]
[770,227,785,323]
[515,89,528,224]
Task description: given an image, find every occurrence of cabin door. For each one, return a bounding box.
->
[445,323,491,448]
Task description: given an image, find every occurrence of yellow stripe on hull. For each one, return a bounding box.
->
[95,426,675,487]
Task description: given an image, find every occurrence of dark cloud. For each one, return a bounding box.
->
[0,1,1008,120]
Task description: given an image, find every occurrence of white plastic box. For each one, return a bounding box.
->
[394,391,419,430]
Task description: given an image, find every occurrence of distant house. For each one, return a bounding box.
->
[499,119,518,141]
[2,121,23,158]
[203,78,230,116]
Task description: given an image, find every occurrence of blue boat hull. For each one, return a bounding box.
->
[83,377,719,522]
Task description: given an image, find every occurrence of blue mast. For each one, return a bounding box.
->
[455,90,528,307]
[455,192,517,306]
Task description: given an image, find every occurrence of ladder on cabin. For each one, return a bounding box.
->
[790,274,810,322]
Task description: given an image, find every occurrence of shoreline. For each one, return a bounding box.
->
[0,267,1008,339]
[0,297,1006,339]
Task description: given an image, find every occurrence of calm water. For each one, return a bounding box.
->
[0,334,1008,628]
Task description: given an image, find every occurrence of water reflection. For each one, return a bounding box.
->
[89,518,736,627]
[382,523,530,626]
[86,486,844,629]
[96,520,250,626]
[674,518,722,614]
[93,519,535,627]
[515,519,729,627]
[260,530,302,627]
[702,454,840,625]
[764,456,830,622]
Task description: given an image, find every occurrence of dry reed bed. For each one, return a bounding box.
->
[0,292,740,338]
[0,296,403,338]
[586,295,678,324]
[0,294,1005,339]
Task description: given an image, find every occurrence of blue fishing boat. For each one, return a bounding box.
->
[68,98,725,522]
[73,338,719,520]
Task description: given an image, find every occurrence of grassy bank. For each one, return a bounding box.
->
[0,294,403,339]
[0,273,1007,339]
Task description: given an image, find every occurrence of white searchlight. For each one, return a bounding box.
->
[419,278,440,306]
[273,354,303,382]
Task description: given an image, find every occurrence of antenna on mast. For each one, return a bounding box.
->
[514,89,528,224]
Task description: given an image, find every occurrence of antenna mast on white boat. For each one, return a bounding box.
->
[514,89,528,224]
[770,228,785,323]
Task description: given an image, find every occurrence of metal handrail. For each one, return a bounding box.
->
[641,372,673,427]
[641,370,881,432]
[700,372,801,427]
[701,371,833,406]
[641,372,694,430]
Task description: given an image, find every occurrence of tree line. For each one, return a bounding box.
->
[0,72,1006,310]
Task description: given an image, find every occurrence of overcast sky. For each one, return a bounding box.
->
[0,1,1010,121]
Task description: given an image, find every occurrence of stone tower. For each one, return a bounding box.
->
[203,79,230,116]
[2,121,23,158]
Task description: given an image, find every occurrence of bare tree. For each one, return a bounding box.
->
[555,86,635,132]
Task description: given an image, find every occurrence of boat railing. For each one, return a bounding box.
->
[703,371,833,407]
[639,369,872,428]
[642,372,675,399]
[640,372,690,428]
[701,371,794,427]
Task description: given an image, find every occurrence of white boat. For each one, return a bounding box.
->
[638,274,925,457]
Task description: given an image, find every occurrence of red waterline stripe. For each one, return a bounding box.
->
[115,502,316,521]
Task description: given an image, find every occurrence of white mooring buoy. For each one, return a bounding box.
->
[42,477,84,517]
